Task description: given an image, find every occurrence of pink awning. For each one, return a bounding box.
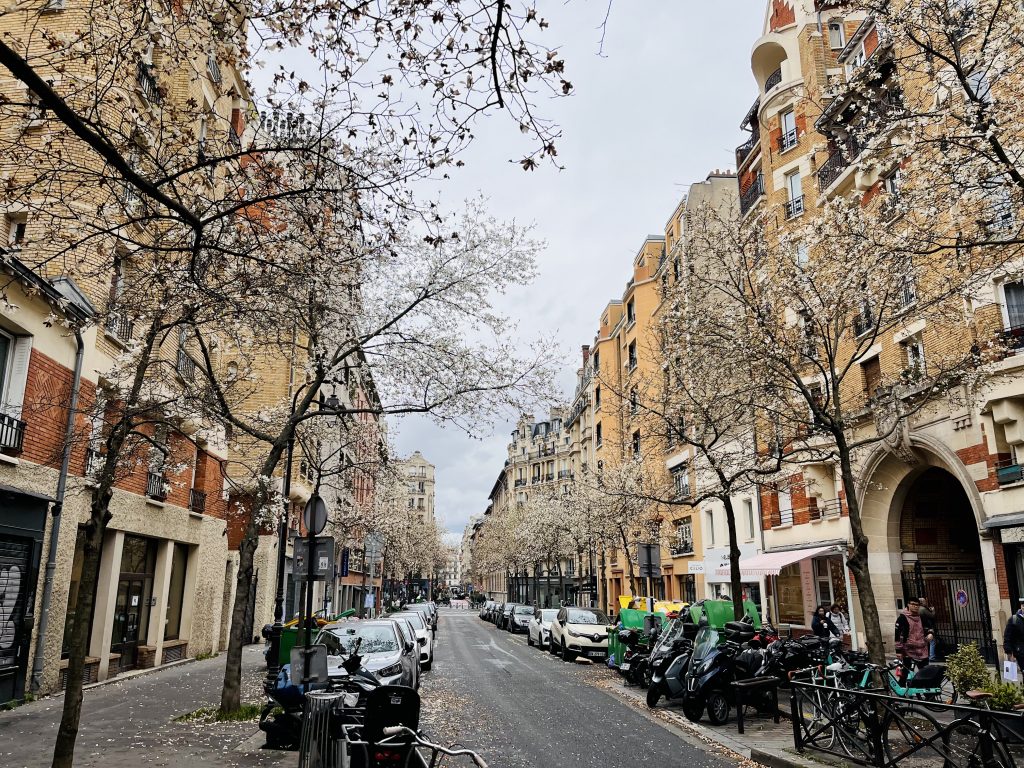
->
[715,545,838,577]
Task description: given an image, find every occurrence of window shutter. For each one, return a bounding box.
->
[3,336,32,417]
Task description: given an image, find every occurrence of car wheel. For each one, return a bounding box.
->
[548,637,558,655]
[527,632,534,647]
[706,690,730,725]
[561,643,576,663]
[682,696,704,722]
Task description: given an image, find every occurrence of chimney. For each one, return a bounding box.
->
[582,345,591,366]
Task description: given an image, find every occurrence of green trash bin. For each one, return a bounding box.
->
[279,626,301,667]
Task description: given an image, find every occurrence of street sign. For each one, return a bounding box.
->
[293,535,335,580]
[303,495,328,536]
[638,542,662,578]
[340,547,350,577]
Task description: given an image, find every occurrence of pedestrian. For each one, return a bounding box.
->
[917,596,938,661]
[828,603,850,636]
[895,598,933,675]
[1003,598,1024,664]
[811,604,840,638]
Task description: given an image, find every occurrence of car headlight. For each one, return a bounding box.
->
[567,628,580,638]
[376,663,402,677]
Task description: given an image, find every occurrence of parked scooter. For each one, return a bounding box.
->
[679,619,768,724]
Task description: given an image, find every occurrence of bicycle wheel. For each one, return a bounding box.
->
[832,695,876,762]
[793,688,837,751]
[882,703,943,764]
[943,720,1015,768]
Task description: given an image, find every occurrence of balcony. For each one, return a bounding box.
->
[557,470,572,479]
[85,447,102,477]
[808,498,843,521]
[531,477,541,485]
[778,506,794,527]
[146,471,167,501]
[545,473,554,481]
[106,313,134,343]
[514,479,527,488]
[228,124,241,151]
[0,412,26,452]
[207,51,222,84]
[998,324,1024,355]
[778,128,799,153]
[997,459,1024,486]
[852,310,874,337]
[739,174,765,216]
[137,61,161,105]
[764,67,782,92]
[189,488,206,513]
[784,196,805,219]
[735,132,760,168]
[671,539,694,557]
[176,348,196,381]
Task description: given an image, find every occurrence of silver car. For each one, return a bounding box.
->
[391,611,433,671]
[316,620,419,688]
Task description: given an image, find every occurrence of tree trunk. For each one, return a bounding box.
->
[618,526,639,599]
[836,434,886,665]
[721,495,744,620]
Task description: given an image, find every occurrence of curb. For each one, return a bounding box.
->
[81,657,199,693]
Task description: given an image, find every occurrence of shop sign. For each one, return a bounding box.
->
[687,561,705,575]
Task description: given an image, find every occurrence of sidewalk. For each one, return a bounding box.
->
[594,672,826,768]
[0,646,285,768]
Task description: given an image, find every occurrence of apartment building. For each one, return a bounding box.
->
[398,451,436,523]
[732,0,1021,658]
[0,2,252,703]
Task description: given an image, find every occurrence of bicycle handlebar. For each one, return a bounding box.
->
[379,726,490,768]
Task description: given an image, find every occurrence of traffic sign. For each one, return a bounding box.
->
[293,535,335,580]
[303,494,328,536]
[364,531,384,563]
[340,547,350,577]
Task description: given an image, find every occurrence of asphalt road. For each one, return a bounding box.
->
[418,608,739,768]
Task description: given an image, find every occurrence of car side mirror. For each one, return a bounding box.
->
[419,637,427,646]
[405,641,415,652]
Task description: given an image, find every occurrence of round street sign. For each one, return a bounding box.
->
[303,495,328,536]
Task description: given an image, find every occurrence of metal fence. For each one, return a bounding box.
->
[791,678,1024,768]
[901,568,997,663]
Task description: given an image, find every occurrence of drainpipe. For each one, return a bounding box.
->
[31,326,85,693]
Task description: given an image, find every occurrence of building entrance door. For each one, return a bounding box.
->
[111,578,148,671]
[0,537,34,704]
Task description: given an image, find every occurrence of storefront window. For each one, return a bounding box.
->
[814,558,834,606]
[777,562,805,625]
[164,544,189,640]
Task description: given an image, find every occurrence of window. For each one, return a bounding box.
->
[408,498,414,509]
[780,110,798,152]
[744,498,756,540]
[799,310,817,359]
[595,422,602,447]
[785,171,804,218]
[672,464,690,499]
[631,430,640,458]
[984,179,1014,231]
[629,388,638,415]
[5,214,26,247]
[592,350,599,372]
[674,517,693,555]
[966,69,992,105]
[795,243,809,267]
[861,355,882,397]
[828,20,845,49]
[594,386,601,410]
[883,169,901,197]
[627,299,636,324]
[902,337,925,380]
[898,270,917,308]
[1004,281,1024,331]
[627,341,637,370]
[705,509,715,547]
[673,258,681,282]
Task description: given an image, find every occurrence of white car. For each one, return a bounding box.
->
[392,611,433,671]
[549,606,610,662]
[527,607,559,649]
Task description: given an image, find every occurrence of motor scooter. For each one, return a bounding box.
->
[680,619,767,724]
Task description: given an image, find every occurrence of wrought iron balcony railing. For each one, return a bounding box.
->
[105,313,134,343]
[739,174,765,216]
[137,61,161,104]
[189,488,206,513]
[735,132,760,168]
[0,412,26,452]
[207,51,222,84]
[764,68,782,92]
[784,195,805,219]
[176,348,196,381]
[146,471,167,500]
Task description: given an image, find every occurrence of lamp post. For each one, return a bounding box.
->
[263,384,344,691]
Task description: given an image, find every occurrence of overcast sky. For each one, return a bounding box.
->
[391,2,766,539]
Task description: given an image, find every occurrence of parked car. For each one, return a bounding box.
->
[486,602,500,623]
[527,608,559,648]
[480,600,496,620]
[549,606,610,662]
[507,604,534,633]
[403,602,437,632]
[391,610,434,671]
[497,602,517,630]
[316,620,419,688]
[387,616,423,679]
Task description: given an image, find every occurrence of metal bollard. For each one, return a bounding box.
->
[298,691,348,768]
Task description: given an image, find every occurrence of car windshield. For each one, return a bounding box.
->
[567,609,608,625]
[514,606,533,615]
[405,604,430,615]
[393,613,426,630]
[692,626,721,662]
[503,605,515,613]
[540,610,558,621]
[318,625,399,655]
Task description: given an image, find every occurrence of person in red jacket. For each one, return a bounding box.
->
[895,598,934,677]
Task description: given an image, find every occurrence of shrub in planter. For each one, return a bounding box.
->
[982,679,1024,712]
[945,642,990,695]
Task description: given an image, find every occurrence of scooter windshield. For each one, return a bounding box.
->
[692,627,721,662]
[655,619,685,652]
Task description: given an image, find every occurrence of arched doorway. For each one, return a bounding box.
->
[898,467,994,661]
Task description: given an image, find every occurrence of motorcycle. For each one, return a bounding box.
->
[617,628,655,687]
[679,619,768,725]
[646,632,695,707]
